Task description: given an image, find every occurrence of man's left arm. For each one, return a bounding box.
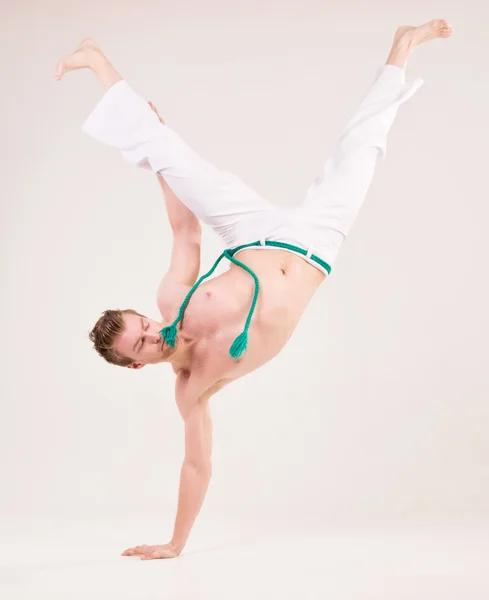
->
[156,172,200,239]
[147,99,202,305]
[150,102,200,239]
[155,173,202,319]
[157,173,202,284]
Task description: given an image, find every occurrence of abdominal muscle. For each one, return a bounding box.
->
[181,249,326,381]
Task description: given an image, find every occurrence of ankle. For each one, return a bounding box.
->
[395,33,415,52]
[88,49,106,72]
[93,58,123,91]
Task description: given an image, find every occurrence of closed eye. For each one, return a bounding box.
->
[139,322,150,351]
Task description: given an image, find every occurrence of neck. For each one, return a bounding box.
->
[164,330,195,371]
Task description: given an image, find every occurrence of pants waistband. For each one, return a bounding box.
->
[228,240,332,275]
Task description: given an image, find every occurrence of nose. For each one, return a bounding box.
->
[148,332,161,344]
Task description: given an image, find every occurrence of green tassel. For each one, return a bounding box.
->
[160,323,178,348]
[157,250,260,360]
[229,331,248,359]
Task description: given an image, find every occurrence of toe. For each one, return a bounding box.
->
[55,60,64,78]
[440,20,452,32]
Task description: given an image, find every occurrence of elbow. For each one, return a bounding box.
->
[184,459,212,478]
[197,462,212,478]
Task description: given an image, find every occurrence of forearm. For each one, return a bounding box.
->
[170,461,212,551]
[157,174,201,233]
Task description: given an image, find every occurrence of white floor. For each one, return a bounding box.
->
[1,516,488,599]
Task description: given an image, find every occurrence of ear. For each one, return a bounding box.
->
[126,362,145,370]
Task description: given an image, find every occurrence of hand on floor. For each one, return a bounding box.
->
[121,542,181,560]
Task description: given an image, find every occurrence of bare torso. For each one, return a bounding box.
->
[157,249,326,392]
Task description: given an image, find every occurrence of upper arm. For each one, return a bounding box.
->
[156,231,201,318]
[183,397,213,472]
[175,374,225,472]
[166,229,201,287]
[157,174,201,287]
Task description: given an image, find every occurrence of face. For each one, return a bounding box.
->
[113,313,168,368]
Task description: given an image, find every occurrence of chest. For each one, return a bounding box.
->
[181,278,308,377]
[181,273,295,338]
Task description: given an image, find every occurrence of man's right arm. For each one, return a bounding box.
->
[169,381,216,553]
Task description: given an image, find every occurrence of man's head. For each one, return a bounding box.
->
[89,309,170,369]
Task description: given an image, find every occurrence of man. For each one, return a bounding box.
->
[55,19,453,560]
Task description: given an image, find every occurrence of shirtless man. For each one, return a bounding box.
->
[55,19,453,560]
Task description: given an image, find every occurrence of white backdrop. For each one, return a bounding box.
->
[1,0,488,541]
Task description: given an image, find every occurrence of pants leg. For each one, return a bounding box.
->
[297,64,424,266]
[82,80,274,247]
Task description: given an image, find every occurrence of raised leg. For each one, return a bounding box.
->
[56,40,274,247]
[298,20,453,249]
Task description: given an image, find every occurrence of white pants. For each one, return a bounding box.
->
[82,64,424,275]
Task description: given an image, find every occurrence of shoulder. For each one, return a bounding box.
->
[156,279,192,323]
[174,370,228,420]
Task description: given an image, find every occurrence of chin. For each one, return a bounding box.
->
[160,345,175,362]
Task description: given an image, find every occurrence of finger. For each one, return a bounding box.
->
[122,545,146,555]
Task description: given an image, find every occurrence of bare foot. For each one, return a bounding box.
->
[55,38,103,80]
[394,19,453,48]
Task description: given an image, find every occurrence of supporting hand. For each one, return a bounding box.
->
[121,542,181,560]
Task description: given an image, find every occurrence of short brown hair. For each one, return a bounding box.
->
[89,309,146,367]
